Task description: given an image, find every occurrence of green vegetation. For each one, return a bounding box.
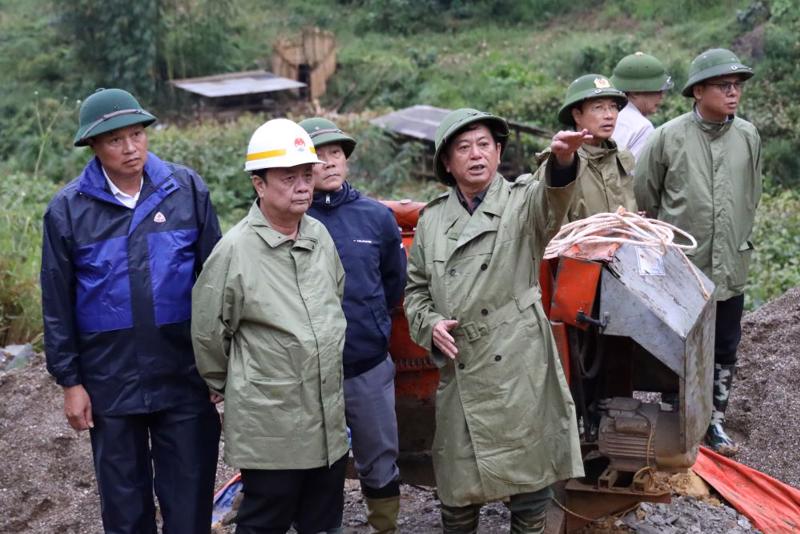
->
[0,0,798,344]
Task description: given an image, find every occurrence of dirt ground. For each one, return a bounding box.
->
[1,287,797,533]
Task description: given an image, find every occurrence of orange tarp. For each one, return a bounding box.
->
[694,446,800,533]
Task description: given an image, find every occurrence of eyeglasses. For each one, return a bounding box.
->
[705,81,746,94]
[587,102,620,115]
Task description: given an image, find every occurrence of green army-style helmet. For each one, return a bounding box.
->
[681,48,753,97]
[433,108,509,185]
[298,117,357,158]
[558,74,627,126]
[74,88,157,147]
[611,52,674,93]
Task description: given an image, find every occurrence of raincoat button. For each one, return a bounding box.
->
[480,263,488,271]
[449,268,456,276]
[481,309,488,316]
[458,363,465,370]
[494,355,502,362]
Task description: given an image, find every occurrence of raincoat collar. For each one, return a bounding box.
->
[77,151,171,204]
[692,105,734,137]
[246,201,317,249]
[579,139,619,161]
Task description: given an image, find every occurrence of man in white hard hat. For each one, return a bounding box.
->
[191,118,349,533]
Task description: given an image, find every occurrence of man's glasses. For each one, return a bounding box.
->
[705,80,746,94]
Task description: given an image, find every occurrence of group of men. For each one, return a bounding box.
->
[41,45,760,534]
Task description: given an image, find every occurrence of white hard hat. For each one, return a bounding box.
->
[244,118,323,172]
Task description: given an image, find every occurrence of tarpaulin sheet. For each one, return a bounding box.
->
[694,446,800,533]
[212,472,242,527]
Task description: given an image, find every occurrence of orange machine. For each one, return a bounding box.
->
[381,200,716,531]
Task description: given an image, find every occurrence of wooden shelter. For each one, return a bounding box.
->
[272,28,337,101]
[170,70,306,116]
[370,105,553,180]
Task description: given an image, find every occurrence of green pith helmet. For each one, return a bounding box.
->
[73,88,157,147]
[611,52,674,93]
[433,108,509,184]
[558,74,627,126]
[298,117,357,158]
[682,48,753,97]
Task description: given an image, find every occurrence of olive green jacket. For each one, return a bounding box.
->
[404,166,584,507]
[191,202,348,470]
[634,110,762,300]
[537,141,636,222]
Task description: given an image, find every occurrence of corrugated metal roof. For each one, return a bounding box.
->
[370,105,448,143]
[370,104,552,142]
[170,70,306,98]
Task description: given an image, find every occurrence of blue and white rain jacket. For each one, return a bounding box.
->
[41,152,221,415]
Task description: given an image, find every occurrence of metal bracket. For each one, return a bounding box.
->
[576,310,609,332]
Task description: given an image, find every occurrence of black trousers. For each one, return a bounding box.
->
[89,401,221,534]
[236,453,348,534]
[715,294,745,366]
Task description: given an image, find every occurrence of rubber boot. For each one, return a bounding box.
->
[441,503,480,534]
[507,487,551,534]
[705,363,739,456]
[509,508,546,534]
[365,496,400,534]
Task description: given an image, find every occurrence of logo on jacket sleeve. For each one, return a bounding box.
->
[153,212,166,224]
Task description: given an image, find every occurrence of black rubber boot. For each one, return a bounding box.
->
[440,503,480,534]
[705,363,739,456]
[507,487,551,534]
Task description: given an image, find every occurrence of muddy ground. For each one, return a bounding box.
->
[1,287,797,533]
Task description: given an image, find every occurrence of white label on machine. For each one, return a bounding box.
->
[636,246,666,276]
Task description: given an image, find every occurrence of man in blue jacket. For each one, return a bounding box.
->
[301,117,406,533]
[40,88,222,533]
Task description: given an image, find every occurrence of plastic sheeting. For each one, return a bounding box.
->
[211,472,242,527]
[694,446,800,533]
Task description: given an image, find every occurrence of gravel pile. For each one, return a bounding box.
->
[726,286,800,488]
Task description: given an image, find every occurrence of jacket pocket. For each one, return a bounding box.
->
[368,297,392,343]
[244,377,302,437]
[731,240,755,291]
[148,228,199,326]
[73,236,133,333]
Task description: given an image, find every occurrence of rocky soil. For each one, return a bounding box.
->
[1,287,797,533]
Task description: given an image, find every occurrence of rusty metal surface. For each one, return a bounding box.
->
[564,478,671,532]
[170,70,305,98]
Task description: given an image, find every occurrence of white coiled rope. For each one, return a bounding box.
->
[544,208,710,300]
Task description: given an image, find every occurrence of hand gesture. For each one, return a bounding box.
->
[550,129,593,167]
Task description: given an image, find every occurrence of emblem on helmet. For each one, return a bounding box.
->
[594,77,611,89]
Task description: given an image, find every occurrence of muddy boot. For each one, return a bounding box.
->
[441,503,480,534]
[365,496,400,534]
[705,363,739,456]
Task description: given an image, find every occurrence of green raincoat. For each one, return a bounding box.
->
[191,202,348,470]
[404,169,584,507]
[537,141,636,222]
[634,111,762,300]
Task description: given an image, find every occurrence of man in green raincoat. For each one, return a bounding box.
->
[404,108,587,533]
[192,118,349,533]
[542,74,637,222]
[635,48,762,457]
